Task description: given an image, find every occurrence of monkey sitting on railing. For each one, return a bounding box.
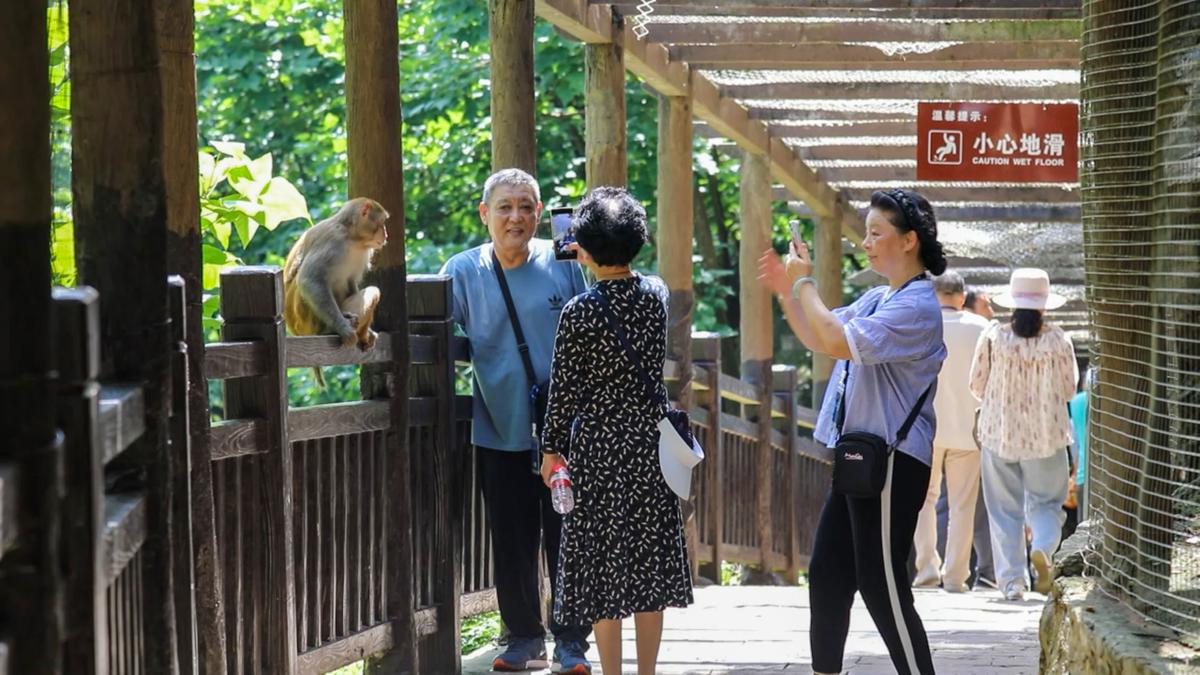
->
[283,198,389,374]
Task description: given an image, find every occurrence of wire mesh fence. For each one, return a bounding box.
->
[1081,0,1200,643]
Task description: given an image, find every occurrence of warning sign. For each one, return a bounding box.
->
[916,102,1078,183]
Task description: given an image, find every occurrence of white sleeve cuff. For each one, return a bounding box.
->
[844,323,864,365]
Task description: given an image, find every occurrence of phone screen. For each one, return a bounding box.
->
[789,220,804,247]
[551,208,576,260]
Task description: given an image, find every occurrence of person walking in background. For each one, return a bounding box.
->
[539,187,693,675]
[970,268,1078,601]
[965,286,995,321]
[759,188,947,675]
[440,168,592,673]
[1069,366,1092,513]
[913,271,990,593]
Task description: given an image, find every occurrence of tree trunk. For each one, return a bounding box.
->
[0,3,64,673]
[488,0,536,174]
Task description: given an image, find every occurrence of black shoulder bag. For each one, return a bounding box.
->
[490,249,548,473]
[830,281,931,498]
[832,363,931,498]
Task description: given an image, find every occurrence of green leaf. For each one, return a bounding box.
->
[202,243,235,265]
[232,210,252,249]
[259,177,311,230]
[209,216,232,249]
[202,261,223,289]
[198,151,217,194]
[211,140,247,158]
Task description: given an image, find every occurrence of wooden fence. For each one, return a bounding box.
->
[39,268,831,675]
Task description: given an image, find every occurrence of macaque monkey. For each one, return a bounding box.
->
[284,198,389,355]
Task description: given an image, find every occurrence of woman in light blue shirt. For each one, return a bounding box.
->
[759,189,947,675]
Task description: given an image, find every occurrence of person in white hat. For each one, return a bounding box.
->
[969,268,1078,601]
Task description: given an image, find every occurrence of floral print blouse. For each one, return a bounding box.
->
[969,322,1078,461]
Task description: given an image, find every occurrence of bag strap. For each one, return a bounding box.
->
[589,285,668,412]
[833,282,933,446]
[490,247,538,388]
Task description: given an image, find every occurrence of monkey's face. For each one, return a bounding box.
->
[366,220,388,250]
[360,205,389,250]
[480,184,541,256]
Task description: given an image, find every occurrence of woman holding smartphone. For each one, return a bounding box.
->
[540,187,693,675]
[758,189,947,675]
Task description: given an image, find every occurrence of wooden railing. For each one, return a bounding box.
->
[42,268,831,674]
[50,279,194,675]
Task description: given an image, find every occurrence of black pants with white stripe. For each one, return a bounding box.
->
[810,451,936,674]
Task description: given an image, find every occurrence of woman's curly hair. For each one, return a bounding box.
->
[571,186,648,267]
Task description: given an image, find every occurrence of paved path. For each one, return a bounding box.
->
[463,584,1044,674]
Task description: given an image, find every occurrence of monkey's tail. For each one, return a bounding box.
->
[312,367,327,389]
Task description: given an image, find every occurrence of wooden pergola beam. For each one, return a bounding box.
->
[687,59,1080,70]
[817,185,1081,203]
[712,141,917,162]
[609,0,1081,8]
[722,79,1079,101]
[790,200,1082,222]
[536,0,864,241]
[643,19,1080,45]
[608,4,1081,19]
[749,109,915,122]
[672,41,1080,66]
[700,120,914,139]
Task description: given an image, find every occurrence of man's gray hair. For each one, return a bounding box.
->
[482,168,541,205]
[933,270,965,295]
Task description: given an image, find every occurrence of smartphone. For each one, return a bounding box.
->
[551,207,577,260]
[788,220,806,253]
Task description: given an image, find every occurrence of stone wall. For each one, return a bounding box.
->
[1039,527,1200,674]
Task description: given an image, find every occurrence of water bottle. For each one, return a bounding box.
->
[549,462,575,514]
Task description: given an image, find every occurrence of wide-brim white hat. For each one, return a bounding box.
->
[993,268,1067,311]
[658,418,704,499]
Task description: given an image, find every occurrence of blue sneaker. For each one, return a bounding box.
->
[553,639,592,674]
[492,636,548,672]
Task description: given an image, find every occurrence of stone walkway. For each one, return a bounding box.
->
[463,584,1044,674]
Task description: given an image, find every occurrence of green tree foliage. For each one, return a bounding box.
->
[50,0,861,402]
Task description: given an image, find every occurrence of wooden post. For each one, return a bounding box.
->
[166,277,198,675]
[343,1,415,671]
[693,333,723,583]
[219,268,298,674]
[739,152,775,569]
[585,32,627,189]
[0,3,64,671]
[408,277,463,671]
[54,289,106,675]
[657,94,697,576]
[773,365,801,584]
[657,95,695,405]
[69,0,177,669]
[157,0,226,668]
[488,0,536,173]
[812,211,844,407]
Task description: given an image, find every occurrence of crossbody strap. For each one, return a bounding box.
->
[834,275,933,446]
[590,285,668,412]
[490,248,538,388]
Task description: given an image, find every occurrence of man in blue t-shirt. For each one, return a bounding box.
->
[440,168,590,673]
